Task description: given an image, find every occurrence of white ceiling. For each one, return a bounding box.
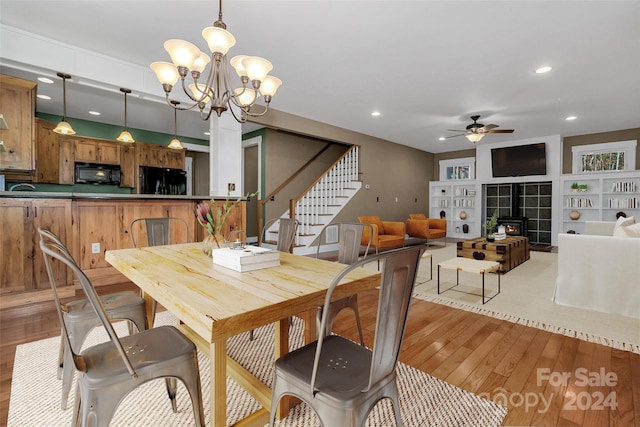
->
[1,1,639,153]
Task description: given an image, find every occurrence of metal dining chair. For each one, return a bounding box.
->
[129,217,189,323]
[37,228,147,411]
[129,216,189,248]
[250,217,300,340]
[315,222,372,345]
[269,245,425,427]
[39,236,205,427]
[259,217,300,253]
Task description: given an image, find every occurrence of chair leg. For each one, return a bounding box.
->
[165,377,178,413]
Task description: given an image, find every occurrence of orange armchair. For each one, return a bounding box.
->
[405,214,447,246]
[357,215,405,252]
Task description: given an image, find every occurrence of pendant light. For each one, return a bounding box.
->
[116,88,135,143]
[53,72,76,135]
[167,100,184,149]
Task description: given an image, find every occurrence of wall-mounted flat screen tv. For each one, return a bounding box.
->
[491,143,547,177]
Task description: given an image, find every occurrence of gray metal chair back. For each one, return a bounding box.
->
[315,223,373,345]
[261,217,299,253]
[39,235,205,426]
[269,245,425,427]
[129,217,189,247]
[316,222,372,263]
[37,228,147,411]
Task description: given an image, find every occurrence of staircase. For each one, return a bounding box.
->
[263,146,361,254]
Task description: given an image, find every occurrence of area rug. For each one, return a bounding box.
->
[8,311,507,426]
[412,243,640,354]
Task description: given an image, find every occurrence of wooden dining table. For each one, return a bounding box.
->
[105,243,380,427]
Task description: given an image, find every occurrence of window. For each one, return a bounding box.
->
[572,140,636,174]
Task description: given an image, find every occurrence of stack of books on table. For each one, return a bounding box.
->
[212,246,280,272]
[493,231,507,241]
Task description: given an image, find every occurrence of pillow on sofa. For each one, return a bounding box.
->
[613,216,639,238]
[409,213,428,220]
[358,215,385,234]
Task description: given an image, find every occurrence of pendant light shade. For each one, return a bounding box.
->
[117,88,135,143]
[53,73,76,135]
[168,100,184,150]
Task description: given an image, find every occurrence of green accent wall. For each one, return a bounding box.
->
[36,113,209,147]
[26,182,132,194]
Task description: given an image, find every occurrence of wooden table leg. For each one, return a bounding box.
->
[274,317,292,419]
[210,338,227,427]
[302,308,317,344]
[141,291,155,329]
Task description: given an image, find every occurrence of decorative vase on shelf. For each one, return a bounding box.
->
[486,233,495,242]
[569,210,581,221]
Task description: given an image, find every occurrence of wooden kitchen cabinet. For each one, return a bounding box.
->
[75,138,121,165]
[137,141,185,169]
[163,148,185,169]
[0,198,73,308]
[120,143,136,188]
[35,118,59,183]
[0,75,37,172]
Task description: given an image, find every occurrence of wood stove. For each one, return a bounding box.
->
[498,216,528,237]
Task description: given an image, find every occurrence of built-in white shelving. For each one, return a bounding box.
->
[560,171,640,234]
[429,180,481,238]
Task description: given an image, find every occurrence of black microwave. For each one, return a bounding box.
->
[75,163,121,185]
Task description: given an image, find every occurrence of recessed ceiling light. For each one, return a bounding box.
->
[565,116,577,121]
[438,137,445,141]
[371,111,381,117]
[37,94,51,100]
[204,131,211,136]
[38,77,54,84]
[89,111,101,116]
[535,66,553,74]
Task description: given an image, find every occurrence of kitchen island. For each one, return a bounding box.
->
[0,192,245,308]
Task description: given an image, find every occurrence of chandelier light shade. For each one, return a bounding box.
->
[116,88,135,143]
[466,133,484,143]
[168,100,184,150]
[53,72,76,135]
[150,0,282,123]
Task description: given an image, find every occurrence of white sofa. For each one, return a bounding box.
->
[553,231,640,319]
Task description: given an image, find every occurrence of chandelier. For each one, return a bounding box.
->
[150,0,282,123]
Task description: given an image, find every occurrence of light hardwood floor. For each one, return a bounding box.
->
[1,282,638,427]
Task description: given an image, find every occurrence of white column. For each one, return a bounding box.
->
[209,113,243,198]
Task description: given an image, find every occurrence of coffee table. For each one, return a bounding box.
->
[457,235,529,273]
[438,257,501,304]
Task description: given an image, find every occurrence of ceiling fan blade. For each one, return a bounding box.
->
[447,129,465,132]
[482,124,499,131]
[486,129,514,134]
[443,133,465,139]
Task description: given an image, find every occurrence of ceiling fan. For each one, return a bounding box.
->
[446,115,514,143]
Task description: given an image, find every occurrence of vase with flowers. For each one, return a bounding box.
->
[196,190,259,256]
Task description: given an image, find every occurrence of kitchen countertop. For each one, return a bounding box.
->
[0,191,214,200]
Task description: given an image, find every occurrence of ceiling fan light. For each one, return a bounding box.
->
[260,76,282,97]
[151,62,180,86]
[164,39,201,69]
[53,120,76,135]
[241,56,272,82]
[202,26,236,55]
[466,133,484,143]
